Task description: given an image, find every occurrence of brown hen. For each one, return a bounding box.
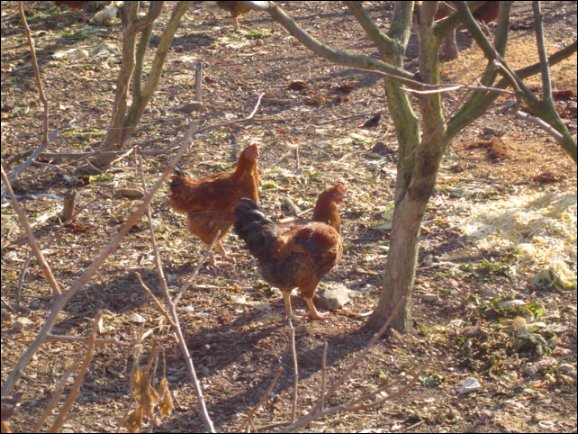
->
[169,144,259,269]
[234,183,345,320]
[215,1,251,30]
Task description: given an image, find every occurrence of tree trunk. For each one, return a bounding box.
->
[367,195,423,331]
[368,3,446,332]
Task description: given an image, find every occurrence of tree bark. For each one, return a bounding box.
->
[368,1,447,332]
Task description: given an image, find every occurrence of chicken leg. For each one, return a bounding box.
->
[303,296,331,320]
[282,291,330,321]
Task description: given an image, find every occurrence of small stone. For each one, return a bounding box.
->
[422,293,438,304]
[317,283,352,309]
[458,377,481,395]
[13,317,35,332]
[128,312,146,324]
[116,188,144,200]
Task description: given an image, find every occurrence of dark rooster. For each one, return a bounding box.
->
[169,144,260,269]
[234,183,345,320]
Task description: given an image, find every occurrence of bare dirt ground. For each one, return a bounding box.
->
[1,2,576,432]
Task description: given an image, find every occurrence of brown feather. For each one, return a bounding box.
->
[234,183,345,319]
[169,144,259,247]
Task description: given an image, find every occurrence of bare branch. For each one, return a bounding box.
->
[492,59,524,111]
[514,40,577,81]
[319,341,328,411]
[494,1,513,56]
[274,296,408,432]
[453,1,536,98]
[1,163,63,297]
[387,1,415,47]
[135,272,177,328]
[273,363,420,433]
[3,4,56,194]
[4,131,55,190]
[288,318,299,422]
[345,1,393,56]
[245,367,284,432]
[265,2,415,80]
[172,229,222,306]
[17,2,48,144]
[446,40,577,141]
[532,1,553,105]
[1,121,196,397]
[514,110,564,142]
[132,2,163,97]
[195,60,203,101]
[31,360,81,432]
[136,154,216,433]
[15,252,33,307]
[434,1,489,39]
[419,1,440,28]
[49,311,100,432]
[402,82,513,95]
[45,334,130,346]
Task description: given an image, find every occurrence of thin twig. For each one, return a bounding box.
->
[319,341,328,411]
[258,370,419,433]
[492,59,524,111]
[15,252,33,307]
[403,420,425,432]
[245,367,284,433]
[4,3,54,195]
[276,296,408,432]
[105,145,139,167]
[195,60,203,101]
[323,296,408,402]
[490,57,565,144]
[514,110,564,142]
[341,365,421,412]
[262,1,517,96]
[45,334,129,346]
[134,272,177,328]
[1,163,62,297]
[314,111,373,126]
[17,1,48,144]
[1,298,18,313]
[136,153,215,433]
[4,134,53,190]
[295,144,300,171]
[172,229,222,306]
[275,366,420,433]
[402,82,514,96]
[48,311,100,432]
[288,318,299,423]
[30,360,81,432]
[532,1,553,105]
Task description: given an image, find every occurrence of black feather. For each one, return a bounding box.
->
[234,199,279,260]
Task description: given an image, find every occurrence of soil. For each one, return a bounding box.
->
[1,2,576,433]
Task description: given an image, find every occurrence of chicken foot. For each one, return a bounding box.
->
[282,291,331,321]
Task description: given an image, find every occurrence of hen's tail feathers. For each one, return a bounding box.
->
[234,198,279,261]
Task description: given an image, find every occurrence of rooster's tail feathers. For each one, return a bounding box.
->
[234,198,278,260]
